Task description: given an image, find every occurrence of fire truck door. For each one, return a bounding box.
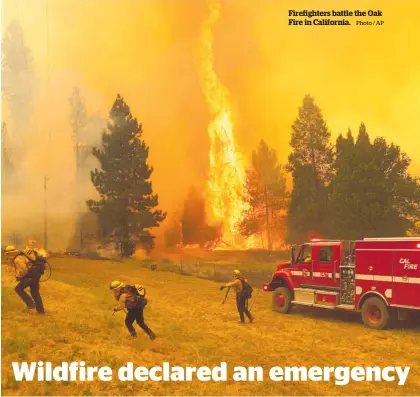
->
[290,244,313,287]
[393,250,420,308]
[312,245,340,288]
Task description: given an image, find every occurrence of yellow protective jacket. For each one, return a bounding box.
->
[13,249,39,279]
[113,290,135,312]
[224,277,248,293]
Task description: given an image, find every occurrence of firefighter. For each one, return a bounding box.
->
[5,245,46,314]
[109,280,156,340]
[303,247,312,263]
[220,269,254,324]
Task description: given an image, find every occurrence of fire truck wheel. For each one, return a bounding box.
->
[361,297,391,330]
[272,287,292,314]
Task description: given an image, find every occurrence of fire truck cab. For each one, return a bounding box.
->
[263,237,420,329]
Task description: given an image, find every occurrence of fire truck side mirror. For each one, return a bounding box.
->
[291,247,296,265]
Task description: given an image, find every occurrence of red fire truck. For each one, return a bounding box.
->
[262,237,420,329]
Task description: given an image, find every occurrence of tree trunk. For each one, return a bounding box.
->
[311,147,319,196]
[271,206,275,249]
[264,185,272,250]
[260,232,265,249]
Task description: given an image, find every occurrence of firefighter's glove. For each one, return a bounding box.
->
[220,286,225,291]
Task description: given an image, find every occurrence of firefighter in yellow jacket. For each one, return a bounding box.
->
[220,269,254,324]
[5,245,46,314]
[109,280,156,340]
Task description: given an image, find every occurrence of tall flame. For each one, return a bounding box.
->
[199,0,248,246]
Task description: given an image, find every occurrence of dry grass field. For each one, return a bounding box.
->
[2,256,420,396]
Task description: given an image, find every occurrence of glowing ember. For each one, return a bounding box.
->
[199,0,248,246]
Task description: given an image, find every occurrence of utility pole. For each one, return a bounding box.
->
[44,176,48,249]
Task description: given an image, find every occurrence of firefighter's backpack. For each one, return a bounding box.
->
[20,251,47,274]
[240,279,253,299]
[124,284,148,310]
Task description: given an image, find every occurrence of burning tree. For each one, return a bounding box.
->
[87,95,166,256]
[240,140,288,250]
[408,221,420,236]
[198,0,247,246]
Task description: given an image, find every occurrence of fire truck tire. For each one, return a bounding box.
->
[361,297,391,330]
[272,287,292,314]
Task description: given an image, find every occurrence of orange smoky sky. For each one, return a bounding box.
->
[2,0,420,246]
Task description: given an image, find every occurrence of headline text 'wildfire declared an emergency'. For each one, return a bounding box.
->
[12,362,410,386]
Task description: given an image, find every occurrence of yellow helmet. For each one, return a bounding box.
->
[232,269,241,277]
[109,280,125,291]
[5,245,18,254]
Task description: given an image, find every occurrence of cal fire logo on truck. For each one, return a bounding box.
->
[400,258,418,270]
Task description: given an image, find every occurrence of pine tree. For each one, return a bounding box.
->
[164,219,182,248]
[330,123,420,238]
[2,122,13,172]
[87,95,166,256]
[2,20,35,143]
[286,95,334,242]
[328,129,359,237]
[370,136,419,235]
[240,140,288,249]
[69,87,93,251]
[69,87,87,170]
[2,122,14,192]
[181,186,221,246]
[182,186,207,245]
